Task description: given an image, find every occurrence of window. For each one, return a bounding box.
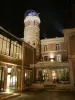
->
[27,20,30,26]
[0,35,10,55]
[44,56,48,61]
[56,44,60,50]
[0,37,3,53]
[44,45,47,51]
[10,41,14,56]
[0,33,22,59]
[6,39,10,55]
[24,70,32,84]
[19,45,22,59]
[34,21,35,25]
[56,54,62,62]
[33,42,35,45]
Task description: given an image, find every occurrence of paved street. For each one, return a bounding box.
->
[8,90,75,100]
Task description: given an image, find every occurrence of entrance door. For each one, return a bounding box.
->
[7,67,18,91]
[24,70,32,84]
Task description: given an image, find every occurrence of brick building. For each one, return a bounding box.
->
[0,26,36,92]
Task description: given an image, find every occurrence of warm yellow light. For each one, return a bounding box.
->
[25,73,27,77]
[16,52,19,55]
[52,71,56,76]
[52,70,56,79]
[50,59,54,62]
[10,76,17,85]
[8,68,12,73]
[7,75,10,87]
[6,88,10,93]
[50,53,54,59]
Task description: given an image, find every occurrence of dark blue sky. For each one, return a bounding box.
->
[0,0,75,39]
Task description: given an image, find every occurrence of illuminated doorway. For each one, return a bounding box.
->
[7,67,18,91]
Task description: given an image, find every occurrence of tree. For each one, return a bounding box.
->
[38,71,43,82]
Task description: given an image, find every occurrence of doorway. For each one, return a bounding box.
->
[7,67,18,91]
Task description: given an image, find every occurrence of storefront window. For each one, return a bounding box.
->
[24,70,32,84]
[0,33,22,59]
[7,67,18,90]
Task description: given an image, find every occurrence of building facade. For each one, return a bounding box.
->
[41,37,67,62]
[34,37,69,84]
[64,28,75,89]
[1,10,74,92]
[0,26,36,92]
[24,10,69,85]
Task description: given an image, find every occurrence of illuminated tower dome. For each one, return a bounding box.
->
[24,10,41,60]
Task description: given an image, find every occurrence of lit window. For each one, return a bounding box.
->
[52,70,57,79]
[56,54,62,62]
[8,68,12,73]
[44,45,47,51]
[2,39,7,54]
[0,38,3,52]
[56,44,60,50]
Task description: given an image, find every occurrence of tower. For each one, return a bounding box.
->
[24,10,41,60]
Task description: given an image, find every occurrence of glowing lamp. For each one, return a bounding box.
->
[50,53,54,59]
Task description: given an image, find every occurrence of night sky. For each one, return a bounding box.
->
[0,0,75,39]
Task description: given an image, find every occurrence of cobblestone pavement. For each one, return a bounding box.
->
[8,90,75,100]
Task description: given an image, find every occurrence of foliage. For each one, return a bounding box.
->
[38,71,43,82]
[59,70,69,81]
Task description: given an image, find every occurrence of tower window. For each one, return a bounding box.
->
[33,42,35,45]
[34,21,36,25]
[44,45,47,51]
[27,20,30,26]
[56,44,60,50]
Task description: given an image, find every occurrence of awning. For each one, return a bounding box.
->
[30,61,69,69]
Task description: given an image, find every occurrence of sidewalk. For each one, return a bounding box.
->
[0,92,21,100]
